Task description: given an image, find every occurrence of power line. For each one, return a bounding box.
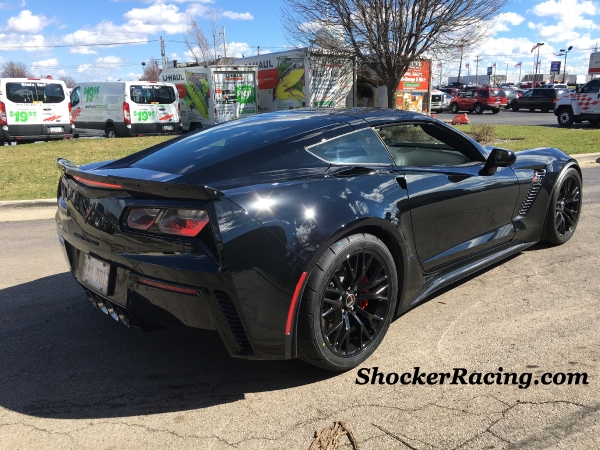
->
[0,40,157,49]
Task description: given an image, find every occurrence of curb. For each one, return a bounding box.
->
[0,199,57,209]
[573,152,600,165]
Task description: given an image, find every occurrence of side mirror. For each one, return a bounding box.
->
[480,148,516,175]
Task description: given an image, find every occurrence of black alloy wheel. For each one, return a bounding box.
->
[297,234,398,371]
[543,167,582,245]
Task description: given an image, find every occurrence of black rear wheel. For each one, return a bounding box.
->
[297,234,398,371]
[451,103,459,113]
[105,125,118,138]
[543,167,582,245]
[557,108,574,127]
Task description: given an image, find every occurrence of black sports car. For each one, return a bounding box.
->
[55,108,582,371]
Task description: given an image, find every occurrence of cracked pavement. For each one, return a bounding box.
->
[0,167,598,449]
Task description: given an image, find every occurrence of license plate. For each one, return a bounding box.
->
[49,126,64,133]
[163,125,174,131]
[82,254,110,294]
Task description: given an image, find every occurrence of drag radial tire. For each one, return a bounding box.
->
[297,233,398,371]
[543,167,582,245]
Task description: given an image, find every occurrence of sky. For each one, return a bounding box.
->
[0,0,599,83]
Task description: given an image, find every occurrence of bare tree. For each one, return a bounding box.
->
[140,57,160,81]
[183,9,224,64]
[58,74,77,88]
[1,61,33,78]
[281,0,507,107]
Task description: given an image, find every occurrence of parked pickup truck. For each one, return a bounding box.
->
[554,78,600,127]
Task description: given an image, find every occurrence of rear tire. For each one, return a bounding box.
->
[542,167,581,245]
[492,108,500,114]
[541,105,550,113]
[512,103,520,112]
[297,233,398,371]
[105,125,118,138]
[557,108,574,127]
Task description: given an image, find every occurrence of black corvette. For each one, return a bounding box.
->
[55,108,582,371]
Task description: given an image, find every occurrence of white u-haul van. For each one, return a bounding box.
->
[0,78,73,144]
[160,65,259,131]
[70,81,181,138]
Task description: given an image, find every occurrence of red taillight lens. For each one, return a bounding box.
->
[157,209,209,236]
[68,102,73,125]
[0,102,6,125]
[127,208,161,230]
[123,102,131,124]
[177,102,181,123]
[72,176,122,189]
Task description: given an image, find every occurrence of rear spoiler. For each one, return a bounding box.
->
[56,158,225,201]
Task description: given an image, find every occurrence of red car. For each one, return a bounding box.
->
[450,87,507,114]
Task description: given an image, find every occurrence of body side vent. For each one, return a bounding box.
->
[213,290,254,356]
[518,169,547,216]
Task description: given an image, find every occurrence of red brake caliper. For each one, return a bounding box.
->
[358,276,369,309]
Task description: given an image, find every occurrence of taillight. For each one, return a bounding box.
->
[126,208,209,237]
[123,102,131,124]
[68,102,73,125]
[72,176,122,189]
[177,102,181,123]
[158,209,209,236]
[0,102,6,125]
[127,208,160,230]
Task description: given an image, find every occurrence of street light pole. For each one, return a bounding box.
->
[474,55,483,86]
[560,45,573,83]
[534,42,544,86]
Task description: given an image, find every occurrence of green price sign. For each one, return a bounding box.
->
[9,111,36,122]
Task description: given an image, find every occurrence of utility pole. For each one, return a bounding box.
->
[457,45,464,83]
[220,27,227,58]
[474,55,483,86]
[160,36,167,71]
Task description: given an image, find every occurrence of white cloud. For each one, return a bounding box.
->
[494,12,525,32]
[63,21,150,46]
[532,0,597,19]
[528,0,599,42]
[223,11,254,20]
[3,10,49,33]
[0,33,46,51]
[77,55,123,73]
[123,4,186,26]
[69,46,98,55]
[32,58,58,67]
[226,41,252,57]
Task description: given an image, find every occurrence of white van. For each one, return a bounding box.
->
[70,81,181,138]
[0,77,73,144]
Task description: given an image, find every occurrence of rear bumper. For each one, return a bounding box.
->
[55,189,301,361]
[117,122,182,137]
[1,125,73,142]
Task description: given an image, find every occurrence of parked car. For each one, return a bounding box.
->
[543,84,569,90]
[430,90,452,113]
[510,87,570,113]
[555,78,600,127]
[70,81,181,138]
[502,87,519,109]
[439,87,461,97]
[0,77,73,144]
[55,108,582,370]
[447,81,467,90]
[450,87,507,114]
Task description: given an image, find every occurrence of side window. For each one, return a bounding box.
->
[479,90,488,98]
[583,81,600,94]
[464,91,473,98]
[71,87,81,107]
[305,128,393,165]
[523,90,533,98]
[374,123,478,166]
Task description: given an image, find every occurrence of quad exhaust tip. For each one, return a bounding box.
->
[86,291,131,328]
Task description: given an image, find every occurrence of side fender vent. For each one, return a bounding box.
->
[214,290,254,356]
[518,169,546,216]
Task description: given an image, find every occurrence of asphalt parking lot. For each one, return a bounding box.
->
[436,108,597,128]
[0,164,599,449]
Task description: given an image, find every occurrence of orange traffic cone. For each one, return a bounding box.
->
[451,113,470,124]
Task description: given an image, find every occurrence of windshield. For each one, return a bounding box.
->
[129,85,176,104]
[6,82,65,104]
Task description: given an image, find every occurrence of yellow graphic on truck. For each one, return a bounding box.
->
[184,72,210,119]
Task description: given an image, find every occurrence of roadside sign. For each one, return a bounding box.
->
[550,61,561,73]
[487,67,493,75]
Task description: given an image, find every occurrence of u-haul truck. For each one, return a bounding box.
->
[232,48,354,113]
[160,65,259,131]
[70,81,181,138]
[0,77,73,144]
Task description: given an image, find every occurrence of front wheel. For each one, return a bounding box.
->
[297,234,398,371]
[543,167,581,245]
[474,103,484,114]
[557,108,574,127]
